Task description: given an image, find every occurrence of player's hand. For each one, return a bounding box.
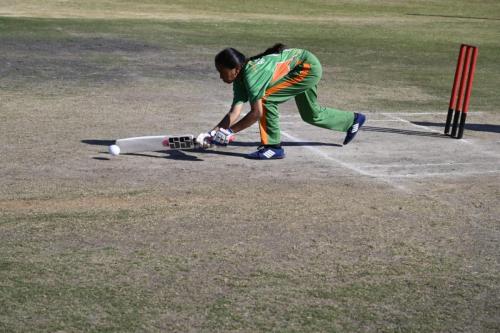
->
[212,128,235,146]
[196,131,215,149]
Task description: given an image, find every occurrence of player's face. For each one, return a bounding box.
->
[216,64,240,84]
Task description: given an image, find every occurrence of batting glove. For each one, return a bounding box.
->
[212,128,235,146]
[196,131,215,149]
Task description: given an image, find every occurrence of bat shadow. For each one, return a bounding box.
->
[128,150,203,161]
[84,140,203,161]
[124,149,247,160]
[82,139,115,146]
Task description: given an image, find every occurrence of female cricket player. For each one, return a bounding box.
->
[200,43,366,159]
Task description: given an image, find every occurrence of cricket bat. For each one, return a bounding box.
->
[110,135,201,155]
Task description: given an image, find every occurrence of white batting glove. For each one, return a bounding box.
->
[212,128,235,146]
[196,131,215,149]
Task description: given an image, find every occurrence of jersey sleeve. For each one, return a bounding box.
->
[232,78,248,106]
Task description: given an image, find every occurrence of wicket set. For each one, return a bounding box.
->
[445,44,478,139]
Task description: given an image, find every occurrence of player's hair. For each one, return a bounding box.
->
[248,43,287,61]
[215,43,287,69]
[215,48,246,69]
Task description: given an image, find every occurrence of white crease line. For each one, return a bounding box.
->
[358,161,500,168]
[280,131,408,191]
[370,169,500,179]
[384,113,500,159]
[383,113,443,133]
[281,131,369,175]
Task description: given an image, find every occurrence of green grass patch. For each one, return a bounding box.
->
[1,10,499,110]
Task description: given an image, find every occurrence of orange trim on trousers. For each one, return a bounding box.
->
[259,63,312,145]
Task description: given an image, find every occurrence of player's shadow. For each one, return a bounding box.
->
[282,141,342,148]
[82,139,343,149]
[230,141,342,148]
[205,141,342,159]
[141,140,343,159]
[200,150,250,158]
[83,138,343,160]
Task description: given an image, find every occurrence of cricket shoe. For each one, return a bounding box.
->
[248,145,285,160]
[343,112,366,145]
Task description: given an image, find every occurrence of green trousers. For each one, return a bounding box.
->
[259,51,354,145]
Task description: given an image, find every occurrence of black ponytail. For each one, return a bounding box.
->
[249,43,287,61]
[215,43,287,69]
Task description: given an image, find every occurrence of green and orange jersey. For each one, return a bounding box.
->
[232,48,309,105]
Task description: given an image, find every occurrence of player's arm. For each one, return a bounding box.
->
[199,103,244,146]
[209,100,263,146]
[213,103,244,131]
[229,99,263,133]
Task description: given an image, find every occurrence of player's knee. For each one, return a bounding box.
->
[300,115,314,125]
[299,109,322,125]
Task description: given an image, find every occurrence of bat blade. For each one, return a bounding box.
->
[115,135,196,154]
